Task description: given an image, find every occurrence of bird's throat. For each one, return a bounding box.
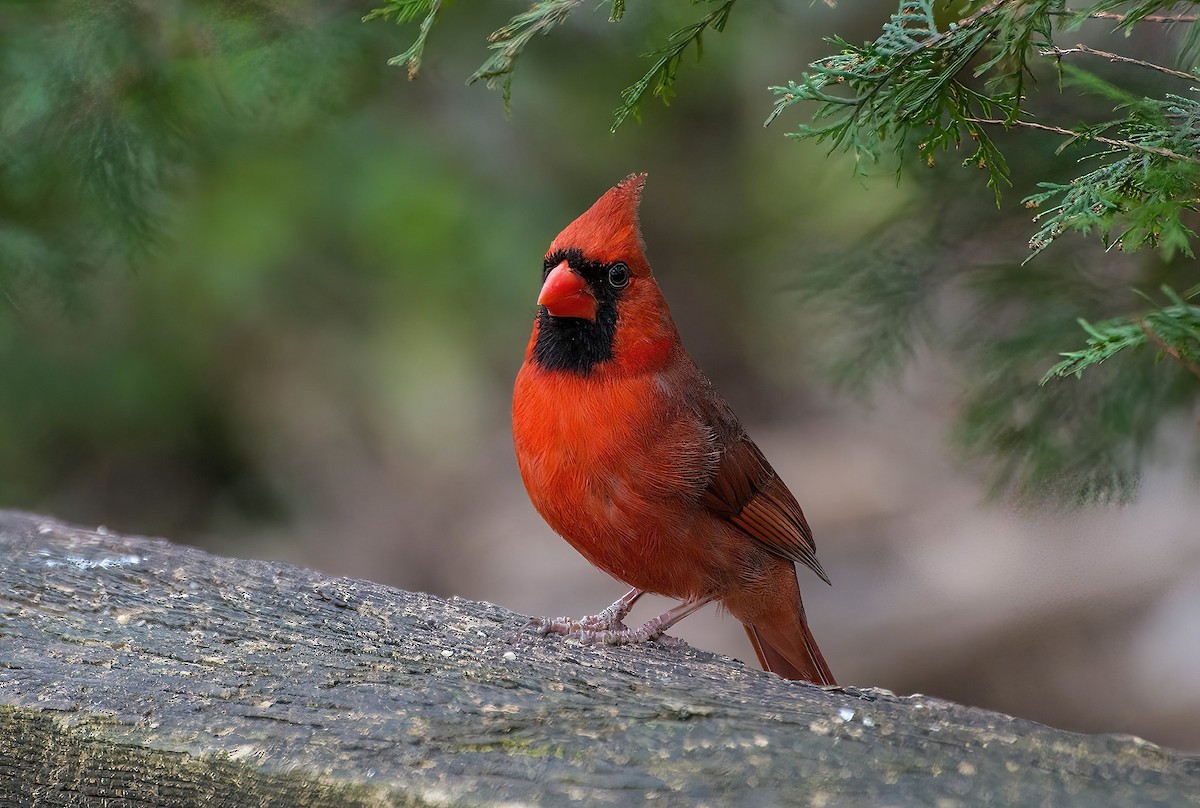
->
[531,308,616,375]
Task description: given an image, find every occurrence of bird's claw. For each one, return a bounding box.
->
[573,617,672,647]
[530,594,699,650]
[527,613,627,637]
[652,634,690,648]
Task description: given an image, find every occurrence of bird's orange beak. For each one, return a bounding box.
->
[538,261,596,321]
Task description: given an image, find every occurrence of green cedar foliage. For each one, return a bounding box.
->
[366,0,739,126]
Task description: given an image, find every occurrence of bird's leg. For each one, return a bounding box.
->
[577,595,715,647]
[529,588,644,636]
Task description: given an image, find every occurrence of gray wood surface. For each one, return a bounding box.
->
[0,509,1196,806]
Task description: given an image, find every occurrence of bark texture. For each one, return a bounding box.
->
[0,510,1196,806]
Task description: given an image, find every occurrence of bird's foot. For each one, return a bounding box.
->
[576,616,669,646]
[576,597,714,648]
[528,613,629,637]
[527,588,644,637]
[531,592,713,650]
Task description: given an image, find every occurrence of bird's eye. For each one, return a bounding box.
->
[607,262,630,289]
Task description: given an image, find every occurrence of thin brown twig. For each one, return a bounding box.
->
[955,0,1011,29]
[1040,44,1200,81]
[963,116,1200,164]
[1139,320,1200,379]
[1051,9,1200,23]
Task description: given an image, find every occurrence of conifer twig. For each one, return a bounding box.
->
[1040,44,1200,81]
[963,116,1200,164]
[1139,320,1200,379]
[1052,9,1199,23]
[611,0,738,131]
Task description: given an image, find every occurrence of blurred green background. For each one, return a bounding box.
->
[4,0,1199,750]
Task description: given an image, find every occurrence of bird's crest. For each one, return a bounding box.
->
[549,173,649,271]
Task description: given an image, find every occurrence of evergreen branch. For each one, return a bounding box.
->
[771,0,1200,253]
[964,116,1200,163]
[1012,83,1200,257]
[364,0,744,120]
[1140,319,1200,378]
[1040,44,1200,81]
[1042,292,1200,381]
[365,0,442,79]
[612,0,738,132]
[1041,317,1148,380]
[766,0,1061,197]
[469,0,586,107]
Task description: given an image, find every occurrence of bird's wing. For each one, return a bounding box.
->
[701,433,830,584]
[686,376,835,581]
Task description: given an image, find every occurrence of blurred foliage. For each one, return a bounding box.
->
[783,203,1197,501]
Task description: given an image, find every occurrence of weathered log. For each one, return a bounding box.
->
[0,510,1196,806]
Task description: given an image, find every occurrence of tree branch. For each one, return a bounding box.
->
[1054,9,1199,24]
[1139,319,1200,379]
[1040,44,1200,81]
[963,116,1200,164]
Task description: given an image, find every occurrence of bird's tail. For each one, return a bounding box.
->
[742,598,835,685]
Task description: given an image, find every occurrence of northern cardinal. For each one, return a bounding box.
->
[512,174,834,684]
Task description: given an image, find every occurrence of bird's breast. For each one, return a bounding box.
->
[512,363,722,596]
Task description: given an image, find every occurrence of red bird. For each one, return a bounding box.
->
[512,174,834,684]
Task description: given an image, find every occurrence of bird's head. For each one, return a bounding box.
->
[530,174,676,376]
[538,173,650,322]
